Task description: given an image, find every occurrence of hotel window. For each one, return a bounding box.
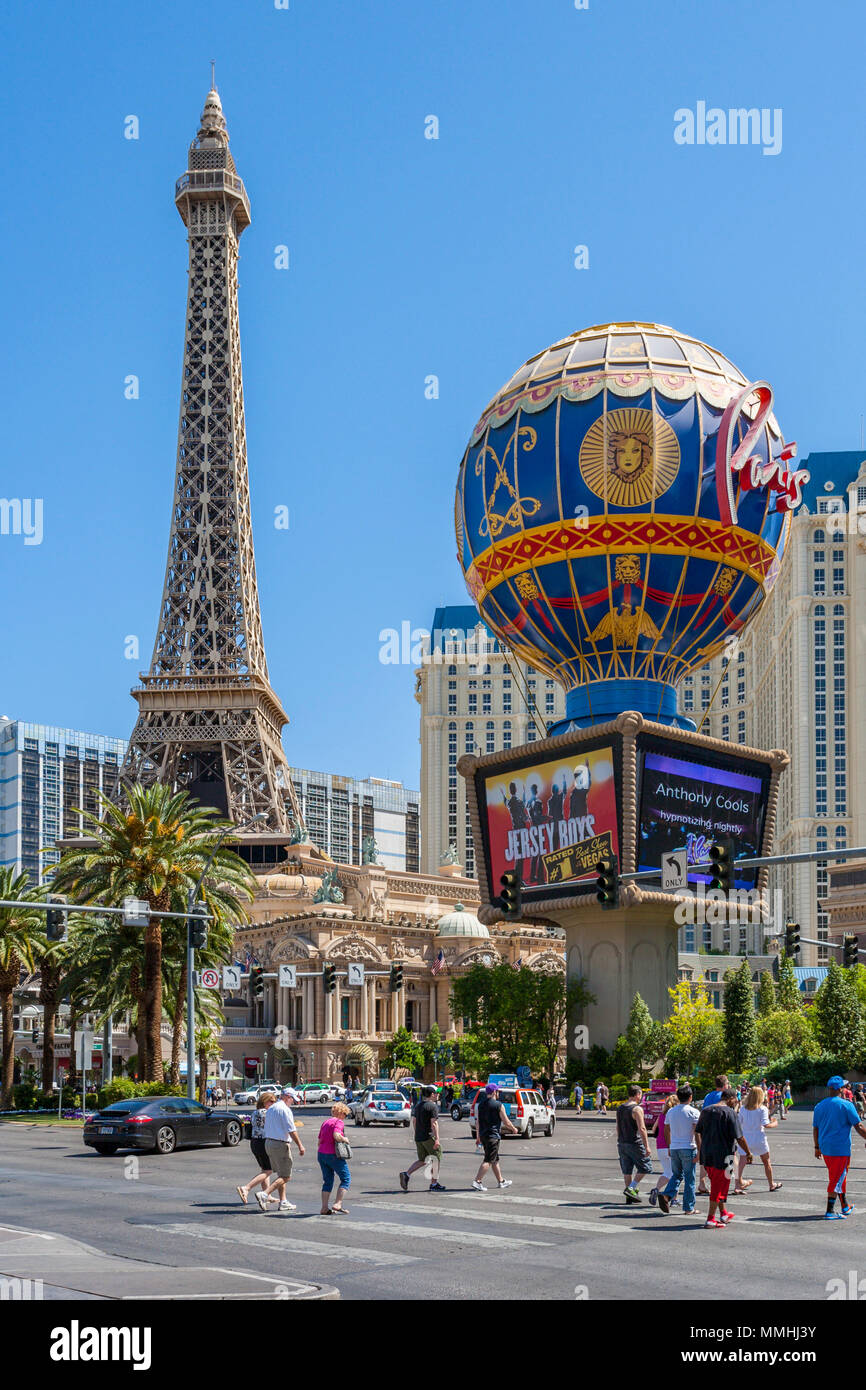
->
[813,529,825,543]
[486,721,495,753]
[482,679,491,689]
[503,693,512,714]
[684,689,694,711]
[738,711,746,742]
[468,694,477,714]
[503,720,512,750]
[447,664,456,675]
[448,694,457,714]
[464,722,475,753]
[482,694,491,714]
[527,724,537,742]
[721,715,730,740]
[545,692,555,714]
[468,679,477,689]
[813,568,825,594]
[833,568,845,594]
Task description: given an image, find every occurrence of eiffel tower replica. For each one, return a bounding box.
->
[120,85,301,833]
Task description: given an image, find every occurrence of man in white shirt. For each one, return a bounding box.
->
[661,1085,701,1215]
[258,1088,305,1212]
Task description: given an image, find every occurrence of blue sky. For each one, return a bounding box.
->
[0,0,863,789]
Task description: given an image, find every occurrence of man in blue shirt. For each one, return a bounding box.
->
[813,1076,866,1220]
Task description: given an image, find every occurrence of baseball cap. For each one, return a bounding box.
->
[827,1076,847,1089]
[485,1082,499,1093]
[281,1087,301,1102]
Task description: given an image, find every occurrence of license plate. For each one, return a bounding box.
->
[99,1127,114,1134]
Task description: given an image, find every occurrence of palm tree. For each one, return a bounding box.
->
[0,868,45,1108]
[52,785,255,1081]
[161,887,246,1086]
[195,1023,223,1105]
[63,913,147,1067]
[38,939,68,1092]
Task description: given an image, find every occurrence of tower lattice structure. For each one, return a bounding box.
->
[120,88,301,831]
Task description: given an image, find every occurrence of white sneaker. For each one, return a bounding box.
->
[279,1200,297,1211]
[499,1179,512,1189]
[255,1191,269,1211]
[471,1180,487,1193]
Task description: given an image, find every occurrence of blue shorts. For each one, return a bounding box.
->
[318,1153,351,1192]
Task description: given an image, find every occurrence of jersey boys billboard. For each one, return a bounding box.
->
[480,743,620,898]
[637,739,770,891]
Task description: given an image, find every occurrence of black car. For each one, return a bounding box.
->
[83,1096,244,1156]
[450,1095,472,1121]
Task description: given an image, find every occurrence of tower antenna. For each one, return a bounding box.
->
[210,59,216,90]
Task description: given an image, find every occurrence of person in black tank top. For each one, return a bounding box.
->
[615,1084,657,1206]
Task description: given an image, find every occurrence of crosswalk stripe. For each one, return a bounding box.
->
[136,1221,416,1266]
[362,1200,626,1234]
[537,1183,859,1217]
[335,1220,550,1249]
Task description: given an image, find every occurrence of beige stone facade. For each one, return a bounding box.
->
[223,845,566,1084]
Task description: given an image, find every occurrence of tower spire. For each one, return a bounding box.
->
[210,59,216,90]
[119,91,301,832]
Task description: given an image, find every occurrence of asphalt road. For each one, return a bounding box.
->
[1,1107,863,1301]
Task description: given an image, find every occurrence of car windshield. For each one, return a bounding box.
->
[102,1100,150,1113]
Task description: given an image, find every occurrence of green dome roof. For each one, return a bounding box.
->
[435,902,489,939]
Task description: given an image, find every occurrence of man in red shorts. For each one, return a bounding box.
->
[695,1088,753,1228]
[813,1076,866,1220]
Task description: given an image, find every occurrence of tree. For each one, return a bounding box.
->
[52,786,254,1081]
[757,971,776,1016]
[195,1024,223,1104]
[450,962,544,1071]
[723,959,757,1071]
[662,978,718,1075]
[813,960,863,1064]
[38,938,69,1092]
[382,1025,425,1076]
[755,1008,819,1062]
[0,868,44,1108]
[777,953,802,1013]
[453,1030,491,1080]
[624,992,661,1075]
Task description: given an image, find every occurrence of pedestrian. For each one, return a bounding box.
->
[545,1082,556,1111]
[213,1084,224,1108]
[318,1102,352,1216]
[813,1075,866,1220]
[841,1080,855,1104]
[696,1074,729,1195]
[257,1086,305,1213]
[399,1084,446,1192]
[733,1087,782,1194]
[695,1088,753,1228]
[853,1084,866,1120]
[782,1079,793,1117]
[616,1084,654,1204]
[573,1082,584,1114]
[596,1081,609,1114]
[648,1093,679,1211]
[471,1082,518,1192]
[661,1084,701,1215]
[206,1082,214,1107]
[237,1092,277,1206]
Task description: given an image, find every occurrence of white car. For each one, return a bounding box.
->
[468,1087,556,1139]
[233,1083,281,1106]
[352,1091,413,1127]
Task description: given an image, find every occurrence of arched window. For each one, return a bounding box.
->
[447,664,456,676]
[813,529,825,543]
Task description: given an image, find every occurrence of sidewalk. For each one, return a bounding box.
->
[0,1225,339,1300]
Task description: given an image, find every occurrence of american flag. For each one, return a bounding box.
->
[514,957,523,969]
[431,949,445,977]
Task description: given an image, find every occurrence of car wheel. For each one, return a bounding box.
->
[93,1144,119,1155]
[223,1120,242,1147]
[546,1117,556,1137]
[451,1107,461,1121]
[156,1125,177,1154]
[524,1120,534,1140]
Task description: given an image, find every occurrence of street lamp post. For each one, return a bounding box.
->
[186,812,267,1101]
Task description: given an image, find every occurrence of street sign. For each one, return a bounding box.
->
[200,967,220,990]
[661,849,688,892]
[75,1032,93,1071]
[347,963,365,986]
[122,896,150,927]
[278,965,297,989]
[218,1060,233,1080]
[222,965,241,990]
[756,1055,768,1067]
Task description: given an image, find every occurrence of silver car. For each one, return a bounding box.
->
[352,1090,413,1127]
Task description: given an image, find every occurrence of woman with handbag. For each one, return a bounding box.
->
[318,1102,352,1215]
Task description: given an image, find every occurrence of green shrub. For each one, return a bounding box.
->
[750,1052,853,1090]
[11,1083,37,1111]
[96,1078,184,1108]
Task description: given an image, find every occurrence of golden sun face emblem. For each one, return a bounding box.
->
[578,406,680,508]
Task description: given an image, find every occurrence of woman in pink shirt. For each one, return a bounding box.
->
[318,1102,352,1215]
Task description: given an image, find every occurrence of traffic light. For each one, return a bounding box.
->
[844,934,860,969]
[389,963,404,992]
[784,921,801,956]
[250,965,265,1001]
[499,870,522,921]
[322,962,337,994]
[708,840,734,894]
[46,894,68,942]
[595,854,618,910]
[189,902,208,951]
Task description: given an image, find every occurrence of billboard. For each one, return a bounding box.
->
[636,736,770,891]
[478,740,620,900]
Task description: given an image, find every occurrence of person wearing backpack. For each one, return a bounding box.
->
[318,1102,352,1215]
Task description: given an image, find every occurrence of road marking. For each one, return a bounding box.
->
[0,1226,54,1240]
[330,1219,549,1249]
[136,1221,416,1265]
[362,1200,626,1234]
[537,1183,858,1217]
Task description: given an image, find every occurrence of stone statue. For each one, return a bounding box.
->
[313,867,344,903]
[288,813,310,845]
[361,834,380,865]
[440,842,460,866]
